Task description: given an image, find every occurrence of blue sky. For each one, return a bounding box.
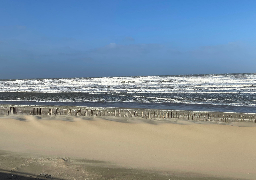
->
[0,0,256,79]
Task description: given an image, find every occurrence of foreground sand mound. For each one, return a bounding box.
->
[0,115,256,179]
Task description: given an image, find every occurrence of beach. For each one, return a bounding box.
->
[1,0,256,177]
[0,114,256,179]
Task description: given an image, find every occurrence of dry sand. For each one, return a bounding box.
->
[0,115,256,180]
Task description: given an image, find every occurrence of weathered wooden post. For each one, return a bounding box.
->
[13,107,17,114]
[127,110,130,117]
[10,107,14,115]
[49,109,52,116]
[55,108,58,115]
[33,108,36,115]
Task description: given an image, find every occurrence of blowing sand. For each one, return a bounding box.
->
[0,115,256,180]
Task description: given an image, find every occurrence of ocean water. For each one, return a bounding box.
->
[0,73,256,113]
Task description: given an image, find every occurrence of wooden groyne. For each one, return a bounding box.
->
[0,105,256,123]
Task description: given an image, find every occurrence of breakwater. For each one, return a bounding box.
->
[1,105,256,123]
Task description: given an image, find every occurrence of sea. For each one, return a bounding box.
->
[0,73,256,113]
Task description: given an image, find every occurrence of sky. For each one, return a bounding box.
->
[0,0,256,79]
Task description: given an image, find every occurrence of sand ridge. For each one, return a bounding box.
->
[0,115,256,179]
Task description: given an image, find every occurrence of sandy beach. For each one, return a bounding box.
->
[0,115,256,180]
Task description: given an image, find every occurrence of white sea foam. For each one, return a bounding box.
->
[0,74,255,109]
[0,74,255,94]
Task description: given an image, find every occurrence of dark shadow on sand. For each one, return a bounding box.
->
[0,168,63,180]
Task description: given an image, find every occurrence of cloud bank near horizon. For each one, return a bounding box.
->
[0,37,255,79]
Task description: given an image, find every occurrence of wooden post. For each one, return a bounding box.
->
[13,107,17,114]
[33,108,36,115]
[78,108,81,116]
[55,108,59,115]
[75,109,79,116]
[10,107,13,115]
[49,109,52,116]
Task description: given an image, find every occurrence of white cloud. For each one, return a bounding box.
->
[89,43,164,55]
[107,43,117,48]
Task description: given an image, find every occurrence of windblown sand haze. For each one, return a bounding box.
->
[0,115,256,179]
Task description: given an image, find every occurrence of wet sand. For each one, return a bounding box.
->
[0,115,256,180]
